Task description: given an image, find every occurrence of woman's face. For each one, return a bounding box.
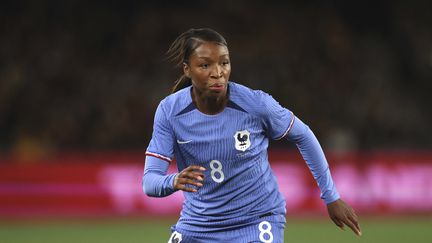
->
[183,42,231,99]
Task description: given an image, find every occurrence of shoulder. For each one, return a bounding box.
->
[156,86,192,118]
[229,82,274,114]
[229,82,266,102]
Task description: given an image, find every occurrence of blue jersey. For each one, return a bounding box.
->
[146,82,295,232]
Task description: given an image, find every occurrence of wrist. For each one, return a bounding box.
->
[323,192,340,205]
[168,173,179,191]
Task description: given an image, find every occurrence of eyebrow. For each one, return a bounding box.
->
[197,54,230,60]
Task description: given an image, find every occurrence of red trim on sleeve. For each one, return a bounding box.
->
[145,152,172,163]
[275,113,295,140]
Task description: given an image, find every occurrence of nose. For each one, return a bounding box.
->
[210,64,223,79]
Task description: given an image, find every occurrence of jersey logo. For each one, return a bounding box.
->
[234,130,251,151]
[177,139,192,144]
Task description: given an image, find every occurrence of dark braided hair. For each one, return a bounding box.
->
[166,28,228,93]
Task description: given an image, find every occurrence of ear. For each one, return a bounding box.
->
[183,62,190,78]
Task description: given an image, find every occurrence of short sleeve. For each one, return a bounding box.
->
[145,100,175,163]
[259,91,295,140]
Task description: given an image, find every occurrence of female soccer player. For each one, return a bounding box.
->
[143,28,361,242]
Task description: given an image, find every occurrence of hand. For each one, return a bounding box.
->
[327,199,362,236]
[173,165,206,192]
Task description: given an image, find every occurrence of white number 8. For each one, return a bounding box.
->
[258,221,273,243]
[209,160,224,183]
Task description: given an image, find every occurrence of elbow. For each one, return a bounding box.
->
[143,186,159,198]
[143,186,152,197]
[144,190,157,198]
[297,125,315,144]
[287,120,311,143]
[141,170,176,198]
[142,178,158,197]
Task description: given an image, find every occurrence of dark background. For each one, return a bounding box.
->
[1,0,431,158]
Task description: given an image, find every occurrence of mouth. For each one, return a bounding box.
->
[208,83,226,92]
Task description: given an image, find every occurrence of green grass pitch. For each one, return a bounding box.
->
[1,216,431,243]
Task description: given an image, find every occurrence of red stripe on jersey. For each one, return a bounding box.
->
[276,113,295,140]
[145,152,172,163]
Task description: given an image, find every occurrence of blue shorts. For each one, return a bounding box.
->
[168,214,285,243]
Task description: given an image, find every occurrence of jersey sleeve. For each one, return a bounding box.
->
[146,100,175,163]
[143,155,177,197]
[259,91,295,140]
[287,117,340,204]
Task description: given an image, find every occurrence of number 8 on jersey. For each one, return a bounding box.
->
[209,160,224,183]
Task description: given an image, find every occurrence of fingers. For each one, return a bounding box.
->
[347,213,362,236]
[176,182,201,192]
[187,165,206,171]
[176,183,199,193]
[183,166,205,178]
[174,165,206,192]
[327,199,362,236]
[182,169,205,181]
[337,211,361,236]
[342,216,362,236]
[331,216,345,230]
[177,177,203,188]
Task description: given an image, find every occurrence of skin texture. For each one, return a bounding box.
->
[327,199,362,236]
[172,39,362,237]
[183,42,231,115]
[173,165,205,193]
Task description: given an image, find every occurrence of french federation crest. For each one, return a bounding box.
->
[234,130,251,151]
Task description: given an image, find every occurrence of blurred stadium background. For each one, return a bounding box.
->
[0,0,431,242]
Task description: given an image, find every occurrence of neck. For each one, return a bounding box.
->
[192,88,228,115]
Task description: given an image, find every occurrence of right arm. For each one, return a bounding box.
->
[143,100,176,197]
[143,99,205,197]
[142,156,177,197]
[143,155,206,197]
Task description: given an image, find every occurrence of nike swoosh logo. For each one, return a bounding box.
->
[177,140,192,144]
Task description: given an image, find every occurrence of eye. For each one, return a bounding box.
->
[222,61,230,66]
[200,63,209,69]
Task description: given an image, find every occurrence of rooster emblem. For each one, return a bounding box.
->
[234,130,251,151]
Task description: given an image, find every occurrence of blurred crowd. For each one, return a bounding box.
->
[0,0,431,159]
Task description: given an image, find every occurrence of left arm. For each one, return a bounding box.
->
[285,117,339,204]
[286,117,362,236]
[257,90,361,236]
